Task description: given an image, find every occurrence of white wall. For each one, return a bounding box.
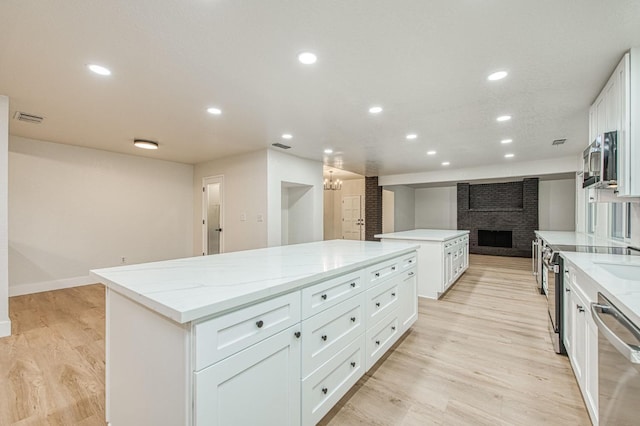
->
[267,149,323,247]
[281,183,314,245]
[414,186,457,230]
[323,179,365,240]
[194,150,268,253]
[385,185,415,232]
[382,189,394,233]
[0,96,10,337]
[539,178,576,231]
[8,136,194,296]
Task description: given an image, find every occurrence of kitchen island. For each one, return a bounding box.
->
[375,229,470,299]
[91,240,418,426]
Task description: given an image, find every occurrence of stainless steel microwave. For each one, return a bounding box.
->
[582,131,618,189]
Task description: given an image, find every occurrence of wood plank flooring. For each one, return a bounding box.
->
[0,255,590,425]
[320,254,591,425]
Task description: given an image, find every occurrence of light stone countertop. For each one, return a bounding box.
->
[375,229,470,242]
[561,251,640,326]
[90,240,418,324]
[534,231,627,247]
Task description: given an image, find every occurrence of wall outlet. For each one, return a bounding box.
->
[240,212,247,221]
[257,214,264,222]
[121,257,126,264]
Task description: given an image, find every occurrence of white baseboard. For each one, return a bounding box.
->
[9,275,95,297]
[0,319,11,337]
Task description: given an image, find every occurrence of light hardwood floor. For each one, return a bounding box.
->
[0,255,590,425]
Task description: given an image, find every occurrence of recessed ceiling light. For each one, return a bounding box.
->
[406,134,418,140]
[324,148,333,154]
[501,139,513,144]
[496,115,512,122]
[282,133,293,140]
[134,139,158,150]
[369,106,383,114]
[488,71,508,81]
[207,107,222,115]
[298,52,317,65]
[87,64,111,76]
[441,161,450,166]
[427,150,437,156]
[504,153,514,158]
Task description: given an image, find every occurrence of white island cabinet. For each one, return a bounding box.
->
[91,240,418,426]
[375,229,470,299]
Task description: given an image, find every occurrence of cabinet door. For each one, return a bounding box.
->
[194,326,301,426]
[399,269,418,333]
[570,290,587,387]
[595,94,607,137]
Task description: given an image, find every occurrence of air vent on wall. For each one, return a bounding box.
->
[552,138,566,146]
[14,111,44,124]
[271,142,291,149]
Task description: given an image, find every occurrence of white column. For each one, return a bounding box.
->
[0,95,10,337]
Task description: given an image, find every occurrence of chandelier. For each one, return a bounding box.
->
[324,171,342,191]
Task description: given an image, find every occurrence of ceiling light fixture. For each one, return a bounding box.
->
[207,107,222,115]
[501,139,513,144]
[369,106,383,114]
[324,171,342,191]
[134,139,159,150]
[496,115,512,122]
[504,153,514,158]
[427,150,437,156]
[298,52,317,65]
[282,133,293,140]
[324,148,333,154]
[488,71,508,81]
[87,64,111,76]
[441,161,450,166]
[406,133,418,140]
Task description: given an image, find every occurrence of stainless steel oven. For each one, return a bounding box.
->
[582,131,618,189]
[542,246,565,354]
[591,293,640,425]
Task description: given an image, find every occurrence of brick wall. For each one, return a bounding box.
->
[457,178,538,257]
[365,177,382,241]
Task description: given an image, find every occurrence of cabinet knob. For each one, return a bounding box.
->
[322,387,328,395]
[321,294,327,300]
[350,362,356,368]
[391,326,396,331]
[256,320,264,328]
[375,302,381,308]
[391,292,396,297]
[408,272,414,276]
[408,259,413,263]
[577,305,585,313]
[350,282,356,288]
[375,340,380,345]
[321,335,328,341]
[350,317,356,322]
[294,331,301,338]
[375,272,380,277]
[391,266,396,271]
[565,288,571,293]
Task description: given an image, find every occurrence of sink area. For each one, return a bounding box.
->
[595,262,640,281]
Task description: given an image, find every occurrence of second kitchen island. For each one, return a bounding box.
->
[91,240,418,426]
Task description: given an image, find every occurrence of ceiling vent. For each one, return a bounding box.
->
[14,111,44,124]
[271,142,291,149]
[552,138,566,146]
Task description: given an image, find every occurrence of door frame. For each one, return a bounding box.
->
[202,175,225,255]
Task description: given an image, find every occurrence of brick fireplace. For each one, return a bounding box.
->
[457,178,538,257]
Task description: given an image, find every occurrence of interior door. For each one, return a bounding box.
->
[342,195,363,240]
[203,176,224,255]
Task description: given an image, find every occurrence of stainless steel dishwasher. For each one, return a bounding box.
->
[591,293,640,425]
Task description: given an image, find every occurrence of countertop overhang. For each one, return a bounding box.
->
[90,240,418,324]
[375,229,470,242]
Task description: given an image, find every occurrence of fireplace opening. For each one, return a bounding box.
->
[478,230,512,248]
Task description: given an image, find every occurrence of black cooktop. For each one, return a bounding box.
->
[551,245,640,256]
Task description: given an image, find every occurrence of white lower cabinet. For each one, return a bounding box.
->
[301,334,366,425]
[399,268,418,333]
[365,310,400,370]
[194,326,301,426]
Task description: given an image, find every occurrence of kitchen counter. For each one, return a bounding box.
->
[535,231,627,247]
[90,239,418,324]
[375,229,469,242]
[561,251,640,326]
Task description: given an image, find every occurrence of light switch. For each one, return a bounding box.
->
[240,213,247,221]
[257,214,264,222]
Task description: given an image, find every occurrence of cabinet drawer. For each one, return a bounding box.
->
[194,292,301,371]
[367,256,402,285]
[366,276,400,327]
[365,310,400,371]
[301,292,365,377]
[301,271,363,319]
[301,334,365,426]
[401,253,417,270]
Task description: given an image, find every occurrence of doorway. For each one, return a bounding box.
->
[203,176,224,255]
[342,195,364,240]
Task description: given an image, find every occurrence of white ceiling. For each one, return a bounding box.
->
[2,1,640,177]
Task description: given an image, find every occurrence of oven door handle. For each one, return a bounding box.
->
[591,303,640,364]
